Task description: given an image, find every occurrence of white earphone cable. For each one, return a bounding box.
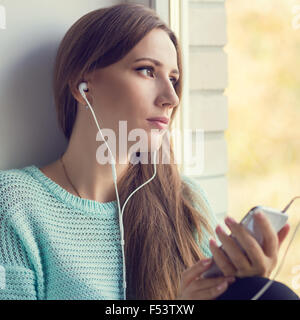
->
[251,218,300,300]
[79,83,157,300]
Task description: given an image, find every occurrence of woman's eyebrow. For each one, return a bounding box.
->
[134,57,180,75]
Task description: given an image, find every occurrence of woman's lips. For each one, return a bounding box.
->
[147,119,168,130]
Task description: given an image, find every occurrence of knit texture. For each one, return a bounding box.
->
[0,165,219,300]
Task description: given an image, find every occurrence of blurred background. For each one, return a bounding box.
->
[225,0,300,296]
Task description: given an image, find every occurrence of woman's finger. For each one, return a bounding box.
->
[214,225,252,273]
[253,211,279,257]
[192,275,235,291]
[209,238,237,277]
[181,258,213,289]
[224,216,266,270]
[196,280,230,300]
[277,223,290,248]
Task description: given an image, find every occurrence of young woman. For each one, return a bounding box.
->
[0,3,297,300]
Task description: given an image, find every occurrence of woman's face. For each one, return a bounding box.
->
[82,28,180,158]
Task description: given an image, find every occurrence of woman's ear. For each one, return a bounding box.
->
[68,80,91,107]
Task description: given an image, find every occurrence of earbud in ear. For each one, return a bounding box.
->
[78,82,88,97]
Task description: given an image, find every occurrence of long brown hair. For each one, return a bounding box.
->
[53,3,215,300]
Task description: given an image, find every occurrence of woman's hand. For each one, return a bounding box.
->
[209,211,290,278]
[176,258,236,300]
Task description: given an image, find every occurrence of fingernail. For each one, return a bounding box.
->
[216,225,226,235]
[255,211,263,219]
[201,258,212,266]
[225,217,236,226]
[217,281,227,291]
[209,239,218,247]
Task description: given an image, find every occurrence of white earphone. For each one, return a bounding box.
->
[78,82,157,300]
[78,82,88,96]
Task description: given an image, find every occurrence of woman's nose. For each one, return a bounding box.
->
[160,83,179,109]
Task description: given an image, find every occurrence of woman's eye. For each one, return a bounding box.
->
[136,66,178,87]
[136,66,154,77]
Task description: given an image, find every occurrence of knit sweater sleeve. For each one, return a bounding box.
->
[181,174,220,258]
[0,209,38,300]
[0,174,38,300]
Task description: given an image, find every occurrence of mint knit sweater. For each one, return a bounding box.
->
[0,165,219,300]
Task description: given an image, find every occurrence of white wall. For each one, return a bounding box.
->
[0,0,121,171]
[187,0,228,220]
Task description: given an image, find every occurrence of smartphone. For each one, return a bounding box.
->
[201,206,288,279]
